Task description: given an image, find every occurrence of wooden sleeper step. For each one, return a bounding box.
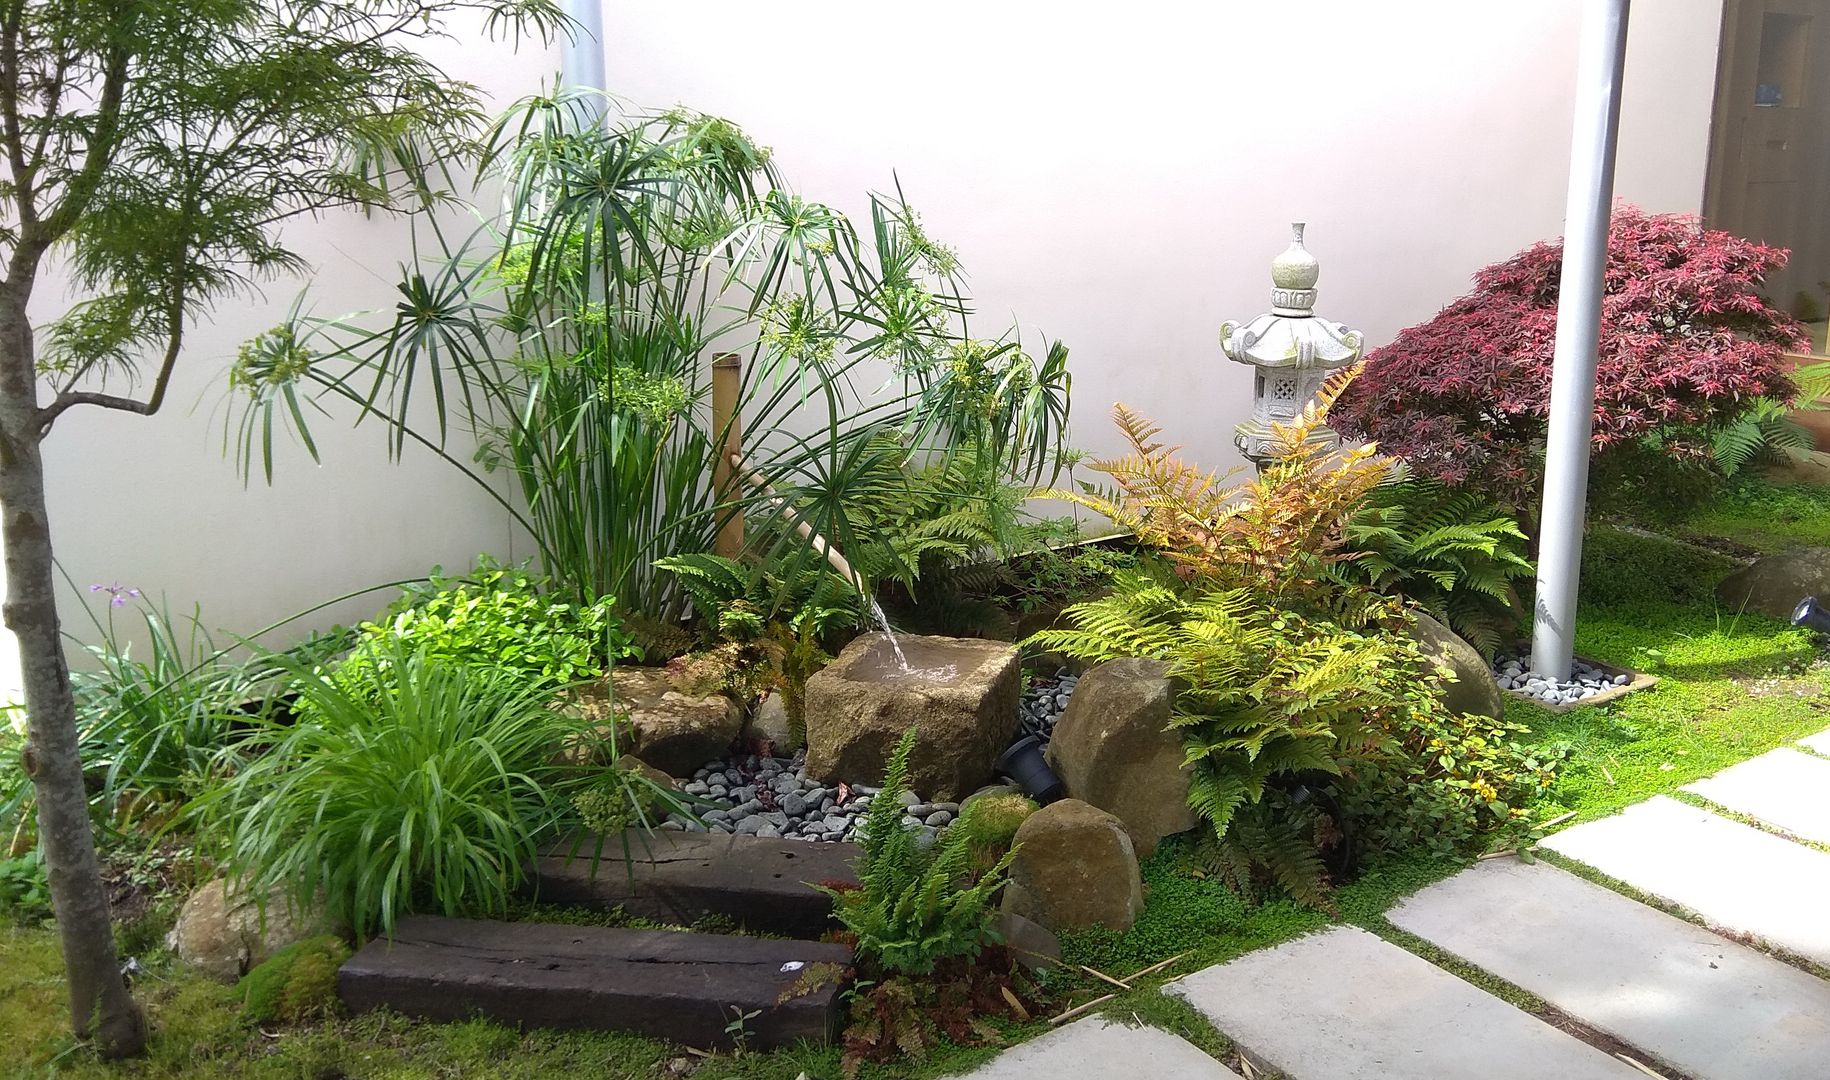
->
[339,915,855,1050]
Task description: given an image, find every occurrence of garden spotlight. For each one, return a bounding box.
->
[1794,596,1830,634]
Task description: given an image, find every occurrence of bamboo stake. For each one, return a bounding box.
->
[1050,992,1115,1025]
[1122,952,1189,983]
[1078,965,1133,992]
[1540,810,1578,830]
[710,354,744,559]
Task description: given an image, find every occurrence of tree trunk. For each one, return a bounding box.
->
[0,289,145,1056]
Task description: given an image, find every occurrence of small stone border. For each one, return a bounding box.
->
[1494,652,1657,714]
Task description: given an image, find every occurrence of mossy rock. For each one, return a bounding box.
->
[240,934,350,1025]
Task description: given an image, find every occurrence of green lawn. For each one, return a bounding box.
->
[5,485,1827,1079]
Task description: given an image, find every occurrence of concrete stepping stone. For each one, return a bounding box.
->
[1390,858,1830,1080]
[1795,726,1830,757]
[942,1015,1241,1079]
[1685,747,1830,845]
[1167,925,1639,1079]
[1542,795,1830,966]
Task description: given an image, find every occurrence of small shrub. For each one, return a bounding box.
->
[1336,206,1806,514]
[0,849,51,924]
[241,935,350,1024]
[819,729,1014,976]
[1343,711,1566,858]
[338,560,635,694]
[197,645,589,938]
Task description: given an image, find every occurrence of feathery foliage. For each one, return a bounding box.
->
[819,730,1015,975]
[1030,372,1550,904]
[233,97,1071,621]
[1710,358,1830,477]
[1045,367,1387,611]
[1338,478,1533,656]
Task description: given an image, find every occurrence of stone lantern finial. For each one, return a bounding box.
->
[1219,223,1364,468]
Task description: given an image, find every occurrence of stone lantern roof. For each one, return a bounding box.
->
[1220,223,1364,371]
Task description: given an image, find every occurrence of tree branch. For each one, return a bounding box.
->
[36,288,184,435]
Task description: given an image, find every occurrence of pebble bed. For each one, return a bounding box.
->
[1491,653,1632,706]
[1017,668,1078,748]
[661,670,1081,844]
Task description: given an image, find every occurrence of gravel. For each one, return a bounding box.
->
[1016,668,1077,748]
[1491,653,1632,706]
[665,669,1083,841]
[667,748,946,843]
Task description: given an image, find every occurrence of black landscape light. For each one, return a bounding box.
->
[995,736,1065,804]
[1794,596,1830,634]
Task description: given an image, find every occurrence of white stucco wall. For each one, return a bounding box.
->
[20,0,1726,682]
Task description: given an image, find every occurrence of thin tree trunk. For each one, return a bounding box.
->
[0,289,145,1057]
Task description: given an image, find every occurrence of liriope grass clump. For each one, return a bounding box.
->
[195,644,589,939]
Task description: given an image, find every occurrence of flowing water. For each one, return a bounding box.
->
[868,599,911,672]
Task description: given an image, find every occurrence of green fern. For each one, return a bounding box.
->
[819,728,1016,975]
[1709,359,1830,477]
[1028,572,1435,906]
[655,552,865,643]
[1337,479,1532,656]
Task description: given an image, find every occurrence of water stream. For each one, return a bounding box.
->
[868,598,910,672]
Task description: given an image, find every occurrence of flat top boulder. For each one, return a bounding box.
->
[804,633,1020,801]
[608,666,743,777]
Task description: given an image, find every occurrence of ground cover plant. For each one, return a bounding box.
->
[1336,206,1807,519]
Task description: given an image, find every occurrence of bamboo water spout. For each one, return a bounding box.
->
[725,451,867,597]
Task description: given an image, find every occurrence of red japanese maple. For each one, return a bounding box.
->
[1335,205,1805,511]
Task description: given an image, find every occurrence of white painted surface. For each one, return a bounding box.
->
[1543,796,1830,966]
[27,1,1728,676]
[1392,857,1830,1080]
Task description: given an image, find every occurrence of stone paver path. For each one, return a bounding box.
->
[1169,926,1641,1079]
[958,735,1830,1078]
[1684,746,1830,844]
[1390,857,1830,1080]
[942,1015,1241,1079]
[1540,793,1830,965]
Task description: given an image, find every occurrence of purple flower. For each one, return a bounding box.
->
[89,582,142,608]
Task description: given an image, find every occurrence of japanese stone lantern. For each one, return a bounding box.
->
[1219,223,1365,469]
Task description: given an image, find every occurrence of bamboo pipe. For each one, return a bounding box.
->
[726,451,867,597]
[710,353,744,558]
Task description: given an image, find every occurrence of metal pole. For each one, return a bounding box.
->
[561,0,606,122]
[1531,0,1632,680]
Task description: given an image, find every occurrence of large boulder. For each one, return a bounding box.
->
[611,666,744,777]
[1001,799,1144,933]
[1717,547,1830,622]
[1045,658,1197,858]
[169,879,326,982]
[804,633,1020,801]
[1410,611,1505,719]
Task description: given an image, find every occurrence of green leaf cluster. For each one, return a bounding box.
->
[337,560,636,694]
[1338,478,1533,656]
[820,730,1016,976]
